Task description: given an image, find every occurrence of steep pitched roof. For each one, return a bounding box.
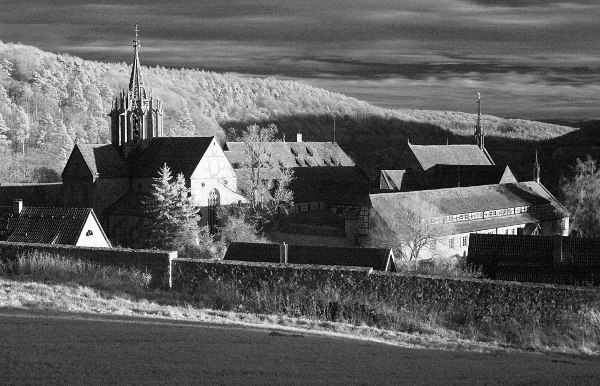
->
[407,144,494,171]
[224,141,355,169]
[290,167,370,205]
[426,164,517,189]
[74,144,128,178]
[129,137,214,178]
[224,242,395,271]
[0,206,105,245]
[370,182,568,236]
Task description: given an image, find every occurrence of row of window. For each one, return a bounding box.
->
[427,204,552,225]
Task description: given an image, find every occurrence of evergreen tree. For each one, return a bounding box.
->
[143,163,201,251]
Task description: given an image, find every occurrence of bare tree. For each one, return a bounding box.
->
[368,195,444,262]
[560,156,600,237]
[232,123,294,225]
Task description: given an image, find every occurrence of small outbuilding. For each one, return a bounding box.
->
[0,200,111,248]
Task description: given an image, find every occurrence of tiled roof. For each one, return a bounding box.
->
[129,137,214,178]
[468,234,600,266]
[76,144,128,178]
[224,141,355,169]
[467,234,554,262]
[0,206,97,245]
[408,144,494,171]
[290,167,370,205]
[224,242,395,271]
[0,183,63,207]
[370,182,568,236]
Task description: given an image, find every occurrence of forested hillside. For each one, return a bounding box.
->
[0,41,576,186]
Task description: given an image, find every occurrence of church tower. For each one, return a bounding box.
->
[533,150,541,183]
[109,25,163,151]
[474,92,485,149]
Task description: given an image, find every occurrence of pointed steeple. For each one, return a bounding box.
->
[129,24,145,100]
[109,25,163,149]
[475,92,484,149]
[533,149,541,183]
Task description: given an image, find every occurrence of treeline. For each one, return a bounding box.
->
[0,41,575,184]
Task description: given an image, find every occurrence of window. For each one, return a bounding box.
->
[85,230,93,237]
[461,235,468,247]
[448,237,455,249]
[505,229,509,234]
[429,239,436,252]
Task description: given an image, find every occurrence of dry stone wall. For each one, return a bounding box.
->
[0,241,177,287]
[172,259,600,321]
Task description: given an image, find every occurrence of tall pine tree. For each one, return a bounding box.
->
[143,163,201,251]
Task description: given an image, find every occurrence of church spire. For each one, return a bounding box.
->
[475,92,484,149]
[109,25,163,149]
[129,24,145,101]
[533,149,541,183]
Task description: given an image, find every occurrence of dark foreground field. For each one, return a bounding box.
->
[0,309,599,385]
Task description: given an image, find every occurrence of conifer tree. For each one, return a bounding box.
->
[143,163,201,251]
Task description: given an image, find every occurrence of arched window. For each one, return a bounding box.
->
[86,230,93,236]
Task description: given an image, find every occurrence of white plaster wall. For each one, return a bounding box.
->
[76,214,111,248]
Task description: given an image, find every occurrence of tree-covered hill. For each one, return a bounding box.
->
[0,41,576,187]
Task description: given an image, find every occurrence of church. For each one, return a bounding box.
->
[61,28,245,246]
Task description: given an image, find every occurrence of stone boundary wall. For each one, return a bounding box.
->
[0,241,177,287]
[172,259,600,321]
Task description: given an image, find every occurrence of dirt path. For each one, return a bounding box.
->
[1,308,599,385]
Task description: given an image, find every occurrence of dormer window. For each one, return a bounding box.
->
[306,147,313,157]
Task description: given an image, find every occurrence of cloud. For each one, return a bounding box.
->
[1,0,600,118]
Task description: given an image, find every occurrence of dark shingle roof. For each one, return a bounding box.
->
[224,242,395,271]
[129,137,214,178]
[76,144,128,178]
[0,206,99,245]
[290,167,370,205]
[224,141,355,169]
[408,144,494,171]
[370,182,568,236]
[468,234,600,266]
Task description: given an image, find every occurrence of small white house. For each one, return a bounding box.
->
[0,199,111,248]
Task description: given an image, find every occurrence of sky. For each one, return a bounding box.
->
[1,0,599,119]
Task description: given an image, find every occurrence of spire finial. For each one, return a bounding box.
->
[475,92,484,149]
[533,149,541,183]
[133,24,140,52]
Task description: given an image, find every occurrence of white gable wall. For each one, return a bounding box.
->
[75,213,111,248]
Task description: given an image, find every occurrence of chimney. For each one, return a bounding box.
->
[279,242,289,264]
[296,133,303,142]
[12,199,23,215]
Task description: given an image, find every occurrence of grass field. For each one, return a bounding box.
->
[1,252,599,355]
